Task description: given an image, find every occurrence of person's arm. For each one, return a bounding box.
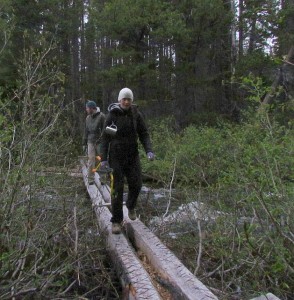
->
[100,113,106,133]
[100,113,113,162]
[136,111,153,154]
[96,113,106,143]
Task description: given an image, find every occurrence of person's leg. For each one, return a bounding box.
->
[87,143,96,181]
[125,155,142,211]
[110,157,124,224]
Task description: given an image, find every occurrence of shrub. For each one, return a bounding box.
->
[144,113,294,299]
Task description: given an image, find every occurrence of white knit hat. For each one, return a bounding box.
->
[118,88,133,102]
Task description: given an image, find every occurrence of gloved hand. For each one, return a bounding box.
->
[83,145,87,155]
[147,152,155,161]
[100,161,110,169]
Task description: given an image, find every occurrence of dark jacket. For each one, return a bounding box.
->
[100,103,152,161]
[83,110,106,145]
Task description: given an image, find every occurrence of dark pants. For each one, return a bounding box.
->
[109,149,142,223]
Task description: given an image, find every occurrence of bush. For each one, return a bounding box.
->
[144,114,294,299]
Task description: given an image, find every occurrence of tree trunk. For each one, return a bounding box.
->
[238,0,244,57]
[230,0,237,73]
[248,16,257,53]
[261,46,294,106]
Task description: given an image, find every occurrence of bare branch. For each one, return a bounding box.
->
[163,156,176,219]
[194,218,203,275]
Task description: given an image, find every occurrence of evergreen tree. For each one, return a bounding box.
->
[88,0,184,112]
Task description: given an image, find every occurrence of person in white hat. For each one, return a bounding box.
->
[100,88,155,234]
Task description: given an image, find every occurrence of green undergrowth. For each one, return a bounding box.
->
[0,174,120,299]
[141,114,294,299]
[142,115,293,191]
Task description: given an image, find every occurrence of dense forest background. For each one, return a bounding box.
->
[1,0,294,299]
[1,0,293,132]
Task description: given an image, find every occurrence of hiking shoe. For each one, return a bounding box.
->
[112,223,121,234]
[128,209,137,221]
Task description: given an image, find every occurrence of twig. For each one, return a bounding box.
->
[8,288,37,299]
[282,59,294,66]
[73,203,82,286]
[0,31,8,55]
[194,218,203,275]
[58,279,77,295]
[74,206,78,255]
[256,191,294,247]
[204,262,224,278]
[163,156,176,218]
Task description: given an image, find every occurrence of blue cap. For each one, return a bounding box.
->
[86,100,96,109]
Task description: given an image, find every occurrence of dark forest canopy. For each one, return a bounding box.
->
[1,0,293,127]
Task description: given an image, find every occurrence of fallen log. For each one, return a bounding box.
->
[124,217,218,300]
[81,162,161,300]
[83,160,284,300]
[83,161,218,300]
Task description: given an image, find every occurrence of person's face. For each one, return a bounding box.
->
[119,98,132,110]
[86,107,95,115]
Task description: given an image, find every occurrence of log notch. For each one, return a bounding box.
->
[81,162,161,300]
[124,215,218,300]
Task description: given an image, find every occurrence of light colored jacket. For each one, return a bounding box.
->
[83,110,106,145]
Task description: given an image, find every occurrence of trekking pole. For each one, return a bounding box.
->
[97,167,114,197]
[93,156,114,198]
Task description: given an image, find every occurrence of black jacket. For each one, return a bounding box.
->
[100,104,152,161]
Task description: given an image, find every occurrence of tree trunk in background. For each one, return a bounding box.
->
[101,37,114,110]
[70,1,81,102]
[261,46,294,108]
[157,43,173,114]
[1,0,289,132]
[59,0,73,105]
[173,1,232,124]
[270,0,294,107]
[279,0,294,55]
[260,0,294,106]
[248,15,257,53]
[238,0,244,57]
[83,14,100,103]
[80,1,86,99]
[230,0,237,73]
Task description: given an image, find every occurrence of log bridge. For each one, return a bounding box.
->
[80,159,282,300]
[81,159,218,300]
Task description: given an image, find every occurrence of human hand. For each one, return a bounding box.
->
[147,152,155,161]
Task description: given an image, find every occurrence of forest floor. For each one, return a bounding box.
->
[2,165,290,299]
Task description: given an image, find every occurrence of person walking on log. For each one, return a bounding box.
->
[83,100,106,185]
[100,88,154,234]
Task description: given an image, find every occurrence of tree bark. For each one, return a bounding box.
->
[238,0,244,57]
